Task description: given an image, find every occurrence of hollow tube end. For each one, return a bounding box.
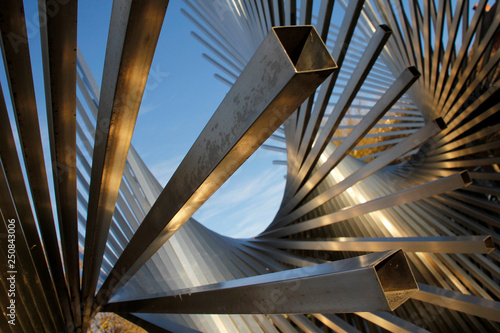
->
[374,249,419,311]
[272,25,337,73]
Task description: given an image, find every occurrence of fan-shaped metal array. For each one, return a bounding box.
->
[0,0,499,332]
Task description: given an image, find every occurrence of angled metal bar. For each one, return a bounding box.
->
[191,31,244,73]
[433,108,500,156]
[424,198,500,246]
[253,314,280,333]
[299,0,312,25]
[353,138,415,152]
[464,185,500,199]
[291,0,365,188]
[202,53,239,80]
[470,172,500,181]
[77,48,101,102]
[282,108,300,200]
[316,0,335,41]
[103,250,418,314]
[38,0,81,327]
[288,314,322,333]
[408,0,424,78]
[288,25,392,196]
[261,171,472,238]
[285,0,297,25]
[422,0,432,88]
[268,113,445,232]
[339,121,425,130]
[441,79,500,131]
[437,0,497,112]
[412,283,500,322]
[270,134,287,142]
[0,0,73,327]
[285,0,335,192]
[0,162,60,331]
[255,0,271,36]
[230,239,288,272]
[451,253,500,299]
[393,0,418,67]
[312,314,361,333]
[446,191,500,215]
[429,0,447,92]
[432,196,500,230]
[261,145,287,153]
[426,141,500,162]
[94,25,336,310]
[252,236,494,254]
[443,43,500,114]
[292,66,419,208]
[260,0,273,32]
[355,311,431,333]
[81,0,169,326]
[424,157,500,169]
[0,83,68,328]
[372,0,412,69]
[269,0,283,26]
[0,278,16,333]
[0,272,34,333]
[243,241,321,267]
[330,129,419,141]
[292,98,312,155]
[434,0,484,101]
[439,48,500,120]
[181,3,248,67]
[268,315,298,332]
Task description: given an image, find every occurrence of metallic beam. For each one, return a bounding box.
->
[276,67,422,220]
[0,0,72,327]
[288,25,392,196]
[252,236,494,254]
[81,0,169,326]
[261,171,472,238]
[355,311,431,333]
[291,0,365,189]
[0,162,59,331]
[0,267,36,333]
[38,0,81,327]
[0,85,67,330]
[268,315,298,332]
[312,314,362,333]
[94,25,336,309]
[412,283,500,322]
[102,250,418,314]
[288,314,322,333]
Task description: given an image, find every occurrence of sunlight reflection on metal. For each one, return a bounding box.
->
[1,0,499,331]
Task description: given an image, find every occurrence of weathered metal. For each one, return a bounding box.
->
[103,250,418,314]
[95,25,337,309]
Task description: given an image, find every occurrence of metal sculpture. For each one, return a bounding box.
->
[0,0,499,332]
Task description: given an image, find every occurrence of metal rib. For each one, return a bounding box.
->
[103,250,418,314]
[0,0,72,328]
[287,25,392,197]
[261,171,472,238]
[81,0,169,327]
[94,25,336,310]
[252,236,494,254]
[38,0,81,327]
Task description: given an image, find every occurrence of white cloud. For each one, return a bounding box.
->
[139,103,160,116]
[148,155,183,186]
[193,167,286,238]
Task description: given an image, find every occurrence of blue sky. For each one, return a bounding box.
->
[1,0,286,238]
